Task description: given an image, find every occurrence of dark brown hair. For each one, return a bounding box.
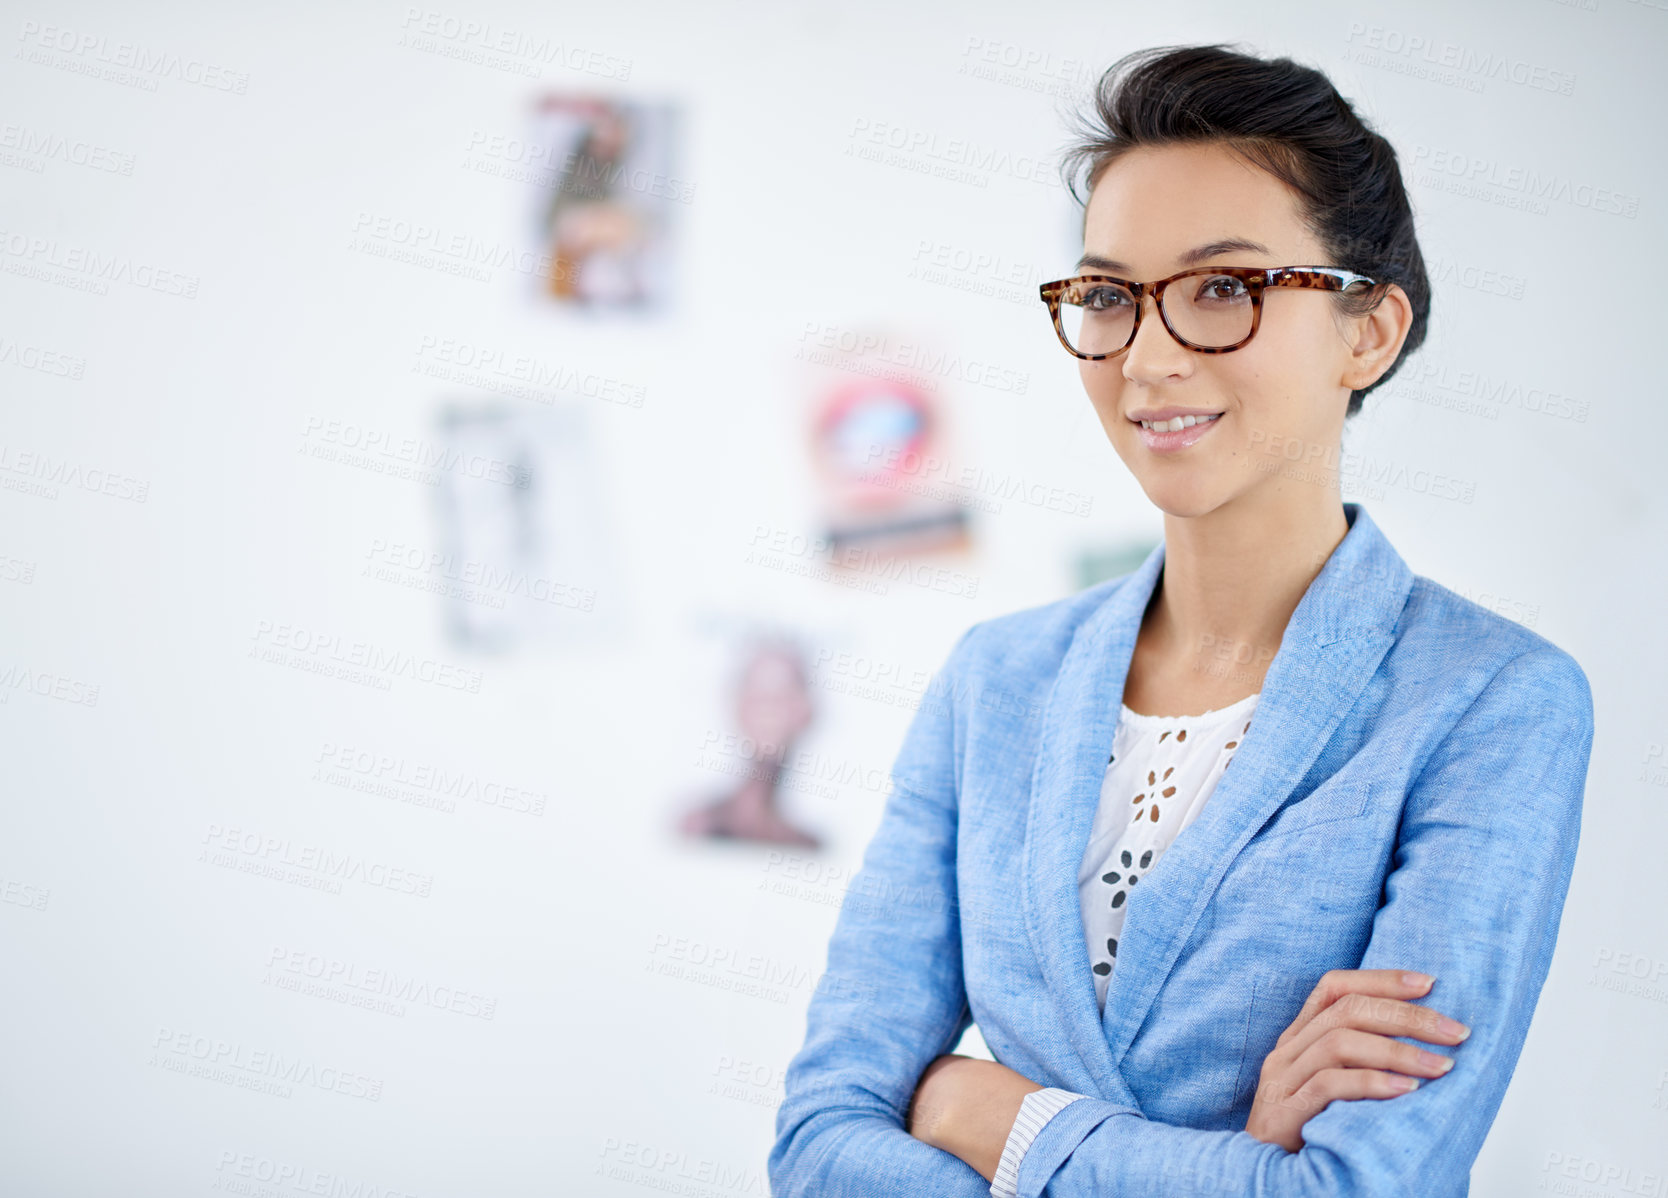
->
[1059,43,1430,419]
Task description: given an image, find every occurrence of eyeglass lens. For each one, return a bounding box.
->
[1057,272,1255,355]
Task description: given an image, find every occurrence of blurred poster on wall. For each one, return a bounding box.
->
[676,630,822,850]
[430,398,624,654]
[798,329,976,570]
[529,93,687,310]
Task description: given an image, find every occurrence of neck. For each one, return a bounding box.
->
[1148,487,1350,665]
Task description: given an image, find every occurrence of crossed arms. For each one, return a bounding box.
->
[767,639,1594,1197]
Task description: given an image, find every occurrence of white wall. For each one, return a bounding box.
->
[1,0,1663,1194]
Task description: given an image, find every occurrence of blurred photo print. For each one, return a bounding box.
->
[529,93,687,310]
[430,399,620,654]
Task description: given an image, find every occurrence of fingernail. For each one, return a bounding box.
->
[1438,1017,1470,1040]
[1402,972,1433,988]
[1391,1075,1419,1092]
[1420,1051,1454,1072]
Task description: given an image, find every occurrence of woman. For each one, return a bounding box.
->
[767,44,1594,1197]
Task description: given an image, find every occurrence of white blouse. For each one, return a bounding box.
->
[989,692,1261,1198]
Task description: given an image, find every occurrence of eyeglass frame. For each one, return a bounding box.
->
[1037,266,1382,360]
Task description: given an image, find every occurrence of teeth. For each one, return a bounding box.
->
[1139,414,1220,431]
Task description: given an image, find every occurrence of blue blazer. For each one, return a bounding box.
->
[768,503,1594,1197]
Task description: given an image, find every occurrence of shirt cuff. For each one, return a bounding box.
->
[988,1087,1089,1198]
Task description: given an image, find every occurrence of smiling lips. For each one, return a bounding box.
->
[1137,412,1220,431]
[1128,409,1224,451]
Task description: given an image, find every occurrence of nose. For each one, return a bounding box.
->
[1121,290,1194,385]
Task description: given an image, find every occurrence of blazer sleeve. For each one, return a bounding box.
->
[767,622,995,1198]
[1010,644,1597,1198]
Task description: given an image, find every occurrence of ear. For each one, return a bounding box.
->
[1342,283,1415,392]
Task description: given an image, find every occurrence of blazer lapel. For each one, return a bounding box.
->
[1021,504,1414,1102]
[1022,534,1164,1100]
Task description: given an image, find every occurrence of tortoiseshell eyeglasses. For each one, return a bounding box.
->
[1038,266,1381,360]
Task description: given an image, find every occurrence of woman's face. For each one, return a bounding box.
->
[1077,141,1381,518]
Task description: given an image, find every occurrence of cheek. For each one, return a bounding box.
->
[1080,373,1134,443]
[1216,341,1297,425]
[1249,303,1349,384]
[1078,365,1123,420]
[1222,333,1343,457]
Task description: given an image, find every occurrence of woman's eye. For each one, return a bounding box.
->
[1083,287,1131,310]
[1197,275,1248,302]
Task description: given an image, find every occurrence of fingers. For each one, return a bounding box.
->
[1247,1059,1427,1152]
[1291,1025,1458,1085]
[1338,991,1470,1045]
[1251,966,1470,1148]
[1275,969,1440,1051]
[1284,1067,1425,1117]
[1281,987,1470,1064]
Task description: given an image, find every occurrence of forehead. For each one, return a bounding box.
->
[1083,142,1321,271]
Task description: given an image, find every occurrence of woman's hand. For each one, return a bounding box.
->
[907,1054,1043,1182]
[1245,969,1471,1153]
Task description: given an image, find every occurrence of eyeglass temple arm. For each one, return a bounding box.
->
[1272,266,1380,290]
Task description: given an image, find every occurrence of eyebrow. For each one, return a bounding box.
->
[1075,237,1274,274]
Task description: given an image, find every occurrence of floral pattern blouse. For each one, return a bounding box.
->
[1076,691,1261,1013]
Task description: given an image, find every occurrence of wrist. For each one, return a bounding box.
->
[920,1058,1046,1181]
[908,1054,970,1144]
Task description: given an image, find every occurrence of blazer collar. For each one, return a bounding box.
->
[1019,503,1413,1101]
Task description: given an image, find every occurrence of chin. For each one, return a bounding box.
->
[1135,476,1229,520]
